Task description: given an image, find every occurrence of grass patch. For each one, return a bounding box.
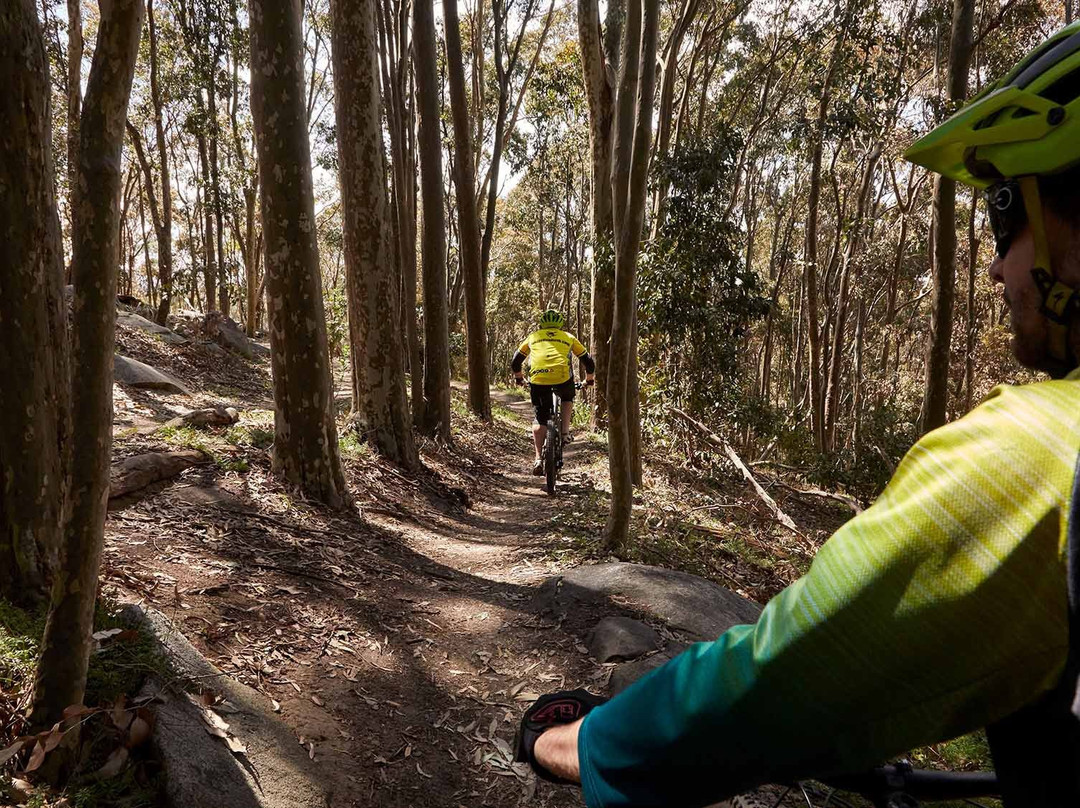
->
[155,425,209,452]
[224,423,274,450]
[339,430,373,461]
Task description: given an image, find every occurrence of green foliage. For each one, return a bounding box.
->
[339,429,372,461]
[225,423,274,450]
[640,128,769,422]
[155,425,208,451]
[324,285,349,360]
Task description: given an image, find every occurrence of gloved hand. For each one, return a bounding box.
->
[514,689,608,783]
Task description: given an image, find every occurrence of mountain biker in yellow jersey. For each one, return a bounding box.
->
[516,22,1080,807]
[511,310,596,476]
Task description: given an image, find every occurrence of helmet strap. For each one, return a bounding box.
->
[1020,176,1080,366]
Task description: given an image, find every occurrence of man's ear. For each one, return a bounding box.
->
[1045,207,1080,288]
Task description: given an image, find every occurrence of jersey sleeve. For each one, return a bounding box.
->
[571,338,587,357]
[577,382,1075,808]
[518,339,531,356]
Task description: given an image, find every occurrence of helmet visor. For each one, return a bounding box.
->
[985,180,1028,259]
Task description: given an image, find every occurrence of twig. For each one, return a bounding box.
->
[773,480,864,514]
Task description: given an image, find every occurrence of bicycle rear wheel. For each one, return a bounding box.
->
[545,419,557,495]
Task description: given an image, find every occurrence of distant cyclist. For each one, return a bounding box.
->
[511,310,595,476]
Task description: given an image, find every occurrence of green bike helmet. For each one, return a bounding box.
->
[539,309,565,330]
[905,20,1080,188]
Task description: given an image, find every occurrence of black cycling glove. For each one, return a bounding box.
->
[514,689,608,784]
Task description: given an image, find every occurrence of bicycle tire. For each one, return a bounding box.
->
[545,419,557,495]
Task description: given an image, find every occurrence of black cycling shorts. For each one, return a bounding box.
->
[530,379,576,425]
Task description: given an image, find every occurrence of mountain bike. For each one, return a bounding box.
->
[531,381,584,495]
[727,762,999,808]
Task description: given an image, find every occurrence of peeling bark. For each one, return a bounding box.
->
[249,0,349,506]
[414,0,453,441]
[0,0,71,604]
[330,0,418,468]
[32,0,144,728]
[604,0,658,552]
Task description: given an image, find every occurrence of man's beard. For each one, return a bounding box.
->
[1009,298,1074,378]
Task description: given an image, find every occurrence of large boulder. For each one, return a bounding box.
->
[535,562,762,642]
[114,355,192,395]
[204,311,269,358]
[117,311,189,345]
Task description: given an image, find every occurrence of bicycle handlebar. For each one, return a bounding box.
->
[824,762,999,803]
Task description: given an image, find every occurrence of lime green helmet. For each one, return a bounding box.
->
[905,21,1080,188]
[539,309,565,329]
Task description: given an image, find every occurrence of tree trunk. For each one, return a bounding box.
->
[578,0,616,427]
[377,0,425,430]
[803,2,852,452]
[146,0,173,325]
[209,78,229,316]
[604,0,658,552]
[66,0,82,262]
[32,0,143,728]
[649,0,701,234]
[922,0,974,433]
[964,184,979,412]
[197,133,217,312]
[330,0,418,468]
[0,0,71,605]
[249,0,349,507]
[414,0,452,441]
[823,143,881,451]
[445,0,490,420]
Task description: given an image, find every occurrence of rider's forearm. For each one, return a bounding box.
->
[577,386,1072,807]
[578,352,596,375]
[511,351,527,374]
[533,719,583,782]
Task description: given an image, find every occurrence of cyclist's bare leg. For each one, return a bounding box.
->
[561,400,573,438]
[532,422,546,461]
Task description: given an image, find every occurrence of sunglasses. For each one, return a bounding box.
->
[985,180,1028,259]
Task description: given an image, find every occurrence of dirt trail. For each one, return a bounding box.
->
[106,379,609,808]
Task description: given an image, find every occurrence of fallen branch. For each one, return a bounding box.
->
[670,407,802,536]
[773,480,864,514]
[165,406,240,430]
[109,450,208,499]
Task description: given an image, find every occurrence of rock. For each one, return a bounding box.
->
[202,341,226,357]
[204,311,269,358]
[173,484,243,508]
[109,450,207,499]
[535,562,762,642]
[117,311,189,345]
[610,643,689,695]
[587,616,659,663]
[166,406,239,430]
[124,604,326,808]
[114,355,192,395]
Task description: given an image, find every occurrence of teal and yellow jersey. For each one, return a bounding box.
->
[578,371,1080,807]
[516,329,589,386]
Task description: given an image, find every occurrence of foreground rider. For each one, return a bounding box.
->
[511,310,595,475]
[519,23,1080,807]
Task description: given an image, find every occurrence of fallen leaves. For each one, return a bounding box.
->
[190,694,247,758]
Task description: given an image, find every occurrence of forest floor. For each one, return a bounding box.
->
[102,320,984,808]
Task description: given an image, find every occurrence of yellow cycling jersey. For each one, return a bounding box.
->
[518,329,587,386]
